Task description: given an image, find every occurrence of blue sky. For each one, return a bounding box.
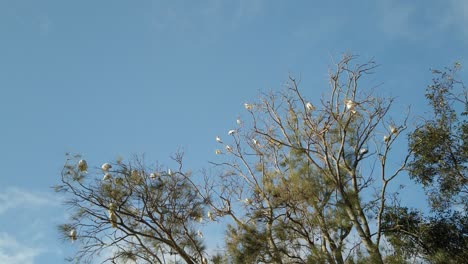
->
[0,0,467,263]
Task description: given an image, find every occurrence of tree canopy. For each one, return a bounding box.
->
[55,56,467,263]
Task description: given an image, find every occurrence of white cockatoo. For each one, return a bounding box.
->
[306,102,315,111]
[202,257,208,264]
[70,229,77,242]
[244,103,253,110]
[383,135,390,143]
[236,118,242,125]
[197,230,203,238]
[101,163,112,171]
[215,149,222,155]
[207,211,214,221]
[78,160,88,173]
[228,129,236,135]
[252,139,259,146]
[150,172,159,179]
[167,169,173,176]
[108,209,117,228]
[244,198,252,205]
[103,173,112,181]
[390,125,398,134]
[359,148,368,155]
[215,136,223,143]
[345,99,357,114]
[225,145,232,152]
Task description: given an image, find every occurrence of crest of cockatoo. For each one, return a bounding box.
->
[207,211,214,221]
[78,160,88,173]
[390,125,398,134]
[70,229,77,242]
[225,145,232,152]
[101,163,112,171]
[197,230,203,238]
[228,129,236,135]
[103,173,112,181]
[306,102,315,111]
[244,103,253,110]
[215,136,223,143]
[215,149,222,155]
[108,209,117,228]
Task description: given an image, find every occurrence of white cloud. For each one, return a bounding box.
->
[0,233,42,264]
[0,187,59,215]
[377,0,468,41]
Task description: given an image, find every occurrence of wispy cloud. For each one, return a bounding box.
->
[0,187,59,215]
[377,0,468,41]
[0,233,42,264]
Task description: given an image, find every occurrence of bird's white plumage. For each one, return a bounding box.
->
[197,230,203,238]
[78,160,88,173]
[225,145,232,152]
[306,102,315,111]
[228,129,236,135]
[215,136,222,143]
[103,173,112,181]
[244,103,253,110]
[70,229,77,242]
[207,211,214,221]
[101,163,112,171]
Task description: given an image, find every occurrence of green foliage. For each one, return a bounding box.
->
[408,64,468,210]
[383,206,468,263]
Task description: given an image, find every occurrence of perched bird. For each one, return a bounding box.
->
[207,211,214,221]
[306,102,315,111]
[202,257,208,264]
[78,160,88,173]
[102,173,112,181]
[244,103,253,110]
[101,163,112,171]
[197,230,203,238]
[215,149,222,155]
[228,129,236,135]
[345,99,357,114]
[252,139,259,146]
[359,148,368,155]
[244,198,252,205]
[150,172,159,179]
[390,125,398,134]
[108,209,117,228]
[225,145,232,152]
[384,135,390,143]
[236,118,242,125]
[167,169,173,176]
[70,229,77,242]
[215,136,223,143]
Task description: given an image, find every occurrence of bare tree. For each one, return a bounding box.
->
[55,152,209,264]
[209,55,410,263]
